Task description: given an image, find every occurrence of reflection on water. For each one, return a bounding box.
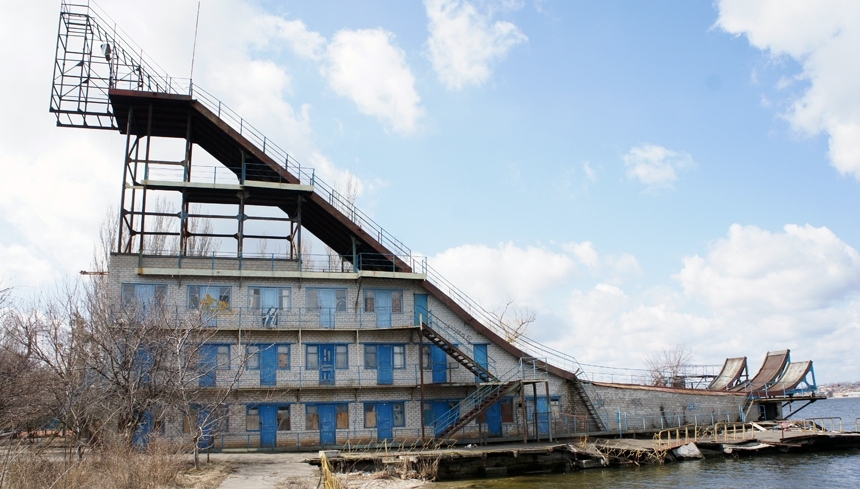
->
[434,398,860,489]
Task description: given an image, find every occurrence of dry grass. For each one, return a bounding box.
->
[0,437,231,489]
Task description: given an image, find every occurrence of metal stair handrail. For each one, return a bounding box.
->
[432,358,547,438]
[422,311,498,377]
[424,263,587,378]
[54,1,591,386]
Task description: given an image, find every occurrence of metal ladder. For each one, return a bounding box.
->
[570,378,607,432]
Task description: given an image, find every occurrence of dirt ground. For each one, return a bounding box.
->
[206,452,428,489]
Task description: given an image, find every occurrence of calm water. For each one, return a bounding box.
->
[434,397,860,489]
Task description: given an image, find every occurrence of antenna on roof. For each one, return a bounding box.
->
[190,0,201,87]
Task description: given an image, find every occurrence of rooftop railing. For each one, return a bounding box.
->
[134,251,427,275]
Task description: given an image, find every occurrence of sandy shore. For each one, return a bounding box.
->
[206,452,428,489]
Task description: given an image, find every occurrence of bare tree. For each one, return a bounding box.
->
[1,209,237,460]
[326,174,359,271]
[145,196,177,254]
[4,285,102,454]
[162,307,248,469]
[185,204,216,256]
[0,320,52,436]
[489,297,536,345]
[644,344,694,387]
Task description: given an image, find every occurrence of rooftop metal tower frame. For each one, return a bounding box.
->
[48,2,596,417]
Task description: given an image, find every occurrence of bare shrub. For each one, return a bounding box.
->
[0,436,194,489]
[416,455,440,481]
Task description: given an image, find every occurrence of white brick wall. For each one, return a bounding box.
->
[110,252,581,445]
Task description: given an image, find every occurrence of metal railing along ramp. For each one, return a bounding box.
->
[49,1,611,431]
[49,0,592,382]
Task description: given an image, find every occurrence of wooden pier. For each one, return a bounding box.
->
[312,420,860,481]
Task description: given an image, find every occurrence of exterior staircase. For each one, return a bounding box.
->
[421,317,496,383]
[50,1,608,438]
[434,380,522,440]
[570,378,607,432]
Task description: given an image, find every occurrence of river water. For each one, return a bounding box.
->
[434,397,860,489]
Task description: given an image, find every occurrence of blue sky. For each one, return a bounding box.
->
[2,1,859,382]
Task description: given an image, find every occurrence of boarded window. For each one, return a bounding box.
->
[306,405,318,430]
[391,291,402,313]
[336,405,349,429]
[364,404,377,428]
[501,399,515,423]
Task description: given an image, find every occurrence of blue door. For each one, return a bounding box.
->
[485,402,502,437]
[431,345,447,383]
[474,344,488,382]
[433,401,457,437]
[259,405,277,448]
[377,403,394,441]
[378,345,393,385]
[527,399,550,436]
[319,345,335,385]
[414,294,428,325]
[376,290,392,328]
[319,404,336,446]
[199,345,217,387]
[260,345,277,387]
[133,411,153,448]
[537,398,549,435]
[319,289,336,328]
[260,288,280,327]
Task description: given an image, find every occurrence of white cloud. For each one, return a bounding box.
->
[675,224,860,312]
[562,241,641,283]
[431,242,576,308]
[306,152,366,200]
[425,0,528,90]
[323,29,424,135]
[265,17,326,60]
[623,144,694,190]
[430,240,641,311]
[716,0,860,179]
[0,243,60,290]
[427,226,860,381]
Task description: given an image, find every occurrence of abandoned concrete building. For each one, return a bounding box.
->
[48,2,818,450]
